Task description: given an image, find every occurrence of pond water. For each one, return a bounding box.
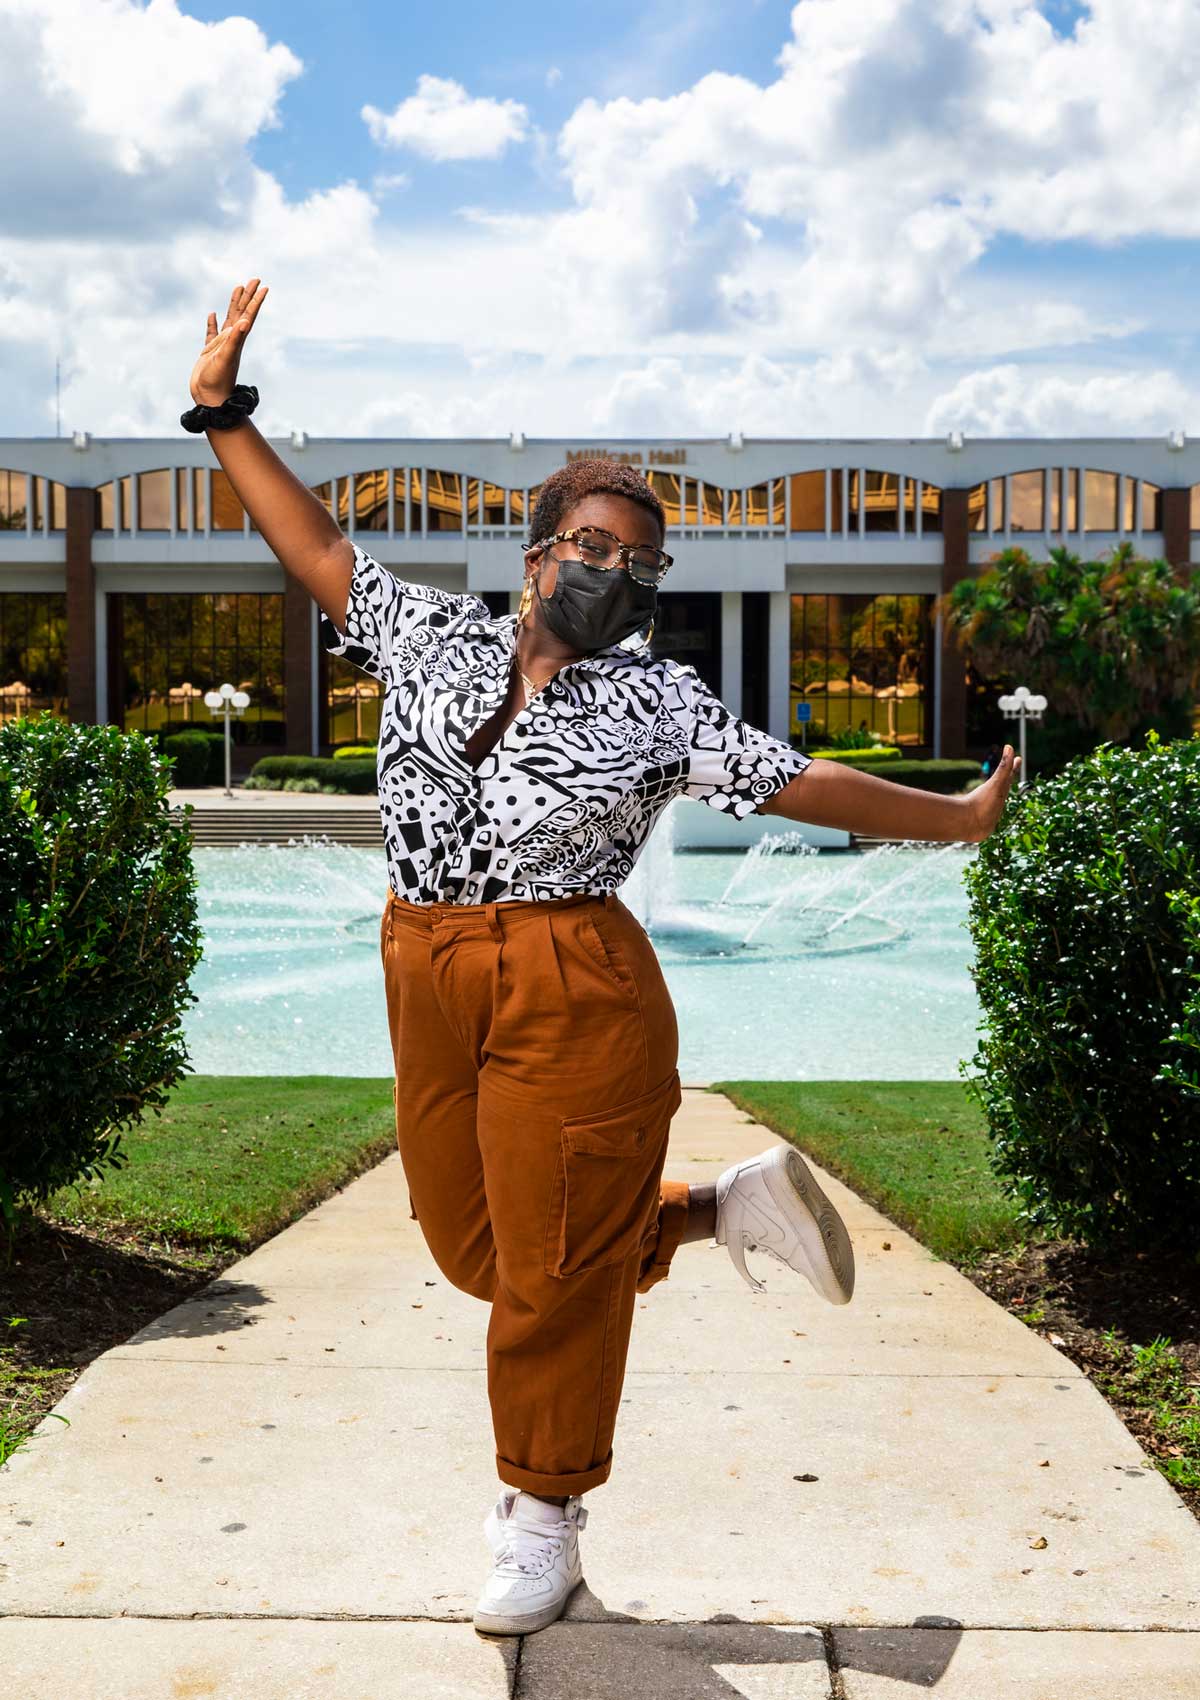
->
[184,805,983,1082]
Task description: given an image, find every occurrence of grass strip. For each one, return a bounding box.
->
[710,1079,1023,1263]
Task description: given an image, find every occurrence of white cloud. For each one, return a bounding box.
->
[0,0,301,236]
[545,65,562,89]
[925,363,1194,436]
[4,0,1200,440]
[362,74,528,162]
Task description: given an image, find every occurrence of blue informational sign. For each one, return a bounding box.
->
[794,701,812,723]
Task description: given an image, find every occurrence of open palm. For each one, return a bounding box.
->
[189,277,268,407]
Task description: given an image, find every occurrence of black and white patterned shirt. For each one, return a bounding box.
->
[319,541,813,904]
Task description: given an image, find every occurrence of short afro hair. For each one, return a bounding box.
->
[528,459,665,550]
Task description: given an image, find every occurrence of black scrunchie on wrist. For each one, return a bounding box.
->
[180,382,259,434]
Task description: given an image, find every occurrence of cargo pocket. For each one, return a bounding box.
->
[543,1069,683,1279]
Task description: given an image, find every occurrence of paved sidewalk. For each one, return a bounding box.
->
[2,1092,1198,1696]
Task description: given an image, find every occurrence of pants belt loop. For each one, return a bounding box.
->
[486,901,505,943]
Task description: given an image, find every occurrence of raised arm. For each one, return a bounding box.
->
[188,278,353,629]
[760,744,1022,843]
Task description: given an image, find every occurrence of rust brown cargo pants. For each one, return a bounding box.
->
[381,886,692,1497]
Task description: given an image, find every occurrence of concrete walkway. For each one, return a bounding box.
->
[2,1092,1198,1696]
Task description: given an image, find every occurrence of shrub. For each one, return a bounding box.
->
[0,715,203,1233]
[248,755,376,794]
[282,776,321,793]
[961,732,1200,1250]
[815,746,903,764]
[161,729,213,786]
[332,744,377,761]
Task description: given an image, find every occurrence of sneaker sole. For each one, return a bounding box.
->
[762,1143,855,1305]
[473,1573,584,1636]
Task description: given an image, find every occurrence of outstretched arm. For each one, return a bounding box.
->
[759,744,1022,843]
[188,277,353,629]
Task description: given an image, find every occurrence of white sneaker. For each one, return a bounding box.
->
[715,1142,855,1304]
[473,1488,588,1636]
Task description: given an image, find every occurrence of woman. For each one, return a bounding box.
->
[187,279,1021,1638]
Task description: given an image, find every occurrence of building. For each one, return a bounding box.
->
[2,433,1197,772]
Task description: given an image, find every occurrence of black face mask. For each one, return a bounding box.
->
[533,555,658,653]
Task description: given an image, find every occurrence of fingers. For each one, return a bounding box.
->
[234,281,268,338]
[205,310,218,343]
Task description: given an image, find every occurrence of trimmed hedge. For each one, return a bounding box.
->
[962,732,1200,1250]
[812,746,903,764]
[0,715,203,1228]
[162,730,216,787]
[248,754,378,794]
[806,756,981,793]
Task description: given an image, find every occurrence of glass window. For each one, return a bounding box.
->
[920,482,942,533]
[94,481,114,531]
[1066,468,1079,531]
[509,486,526,528]
[211,469,245,531]
[864,470,899,533]
[354,468,389,531]
[789,471,825,533]
[137,468,171,531]
[1010,470,1044,533]
[115,591,285,752]
[680,478,699,526]
[1191,485,1200,532]
[727,488,744,527]
[191,468,207,531]
[0,591,68,721]
[481,481,508,526]
[175,468,190,531]
[1124,476,1138,532]
[645,470,682,528]
[426,469,463,531]
[0,470,28,530]
[830,468,844,535]
[744,482,771,527]
[967,482,987,533]
[1085,469,1118,532]
[49,480,66,531]
[1142,481,1163,530]
[700,481,724,526]
[989,477,1005,534]
[789,591,930,748]
[848,469,862,531]
[1049,469,1062,531]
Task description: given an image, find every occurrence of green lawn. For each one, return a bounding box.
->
[38,1074,398,1246]
[711,1079,1023,1262]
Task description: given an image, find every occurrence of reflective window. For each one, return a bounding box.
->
[864,470,899,533]
[1142,481,1163,530]
[680,477,699,526]
[727,488,744,527]
[700,481,724,526]
[509,485,526,528]
[354,468,389,531]
[1124,476,1137,532]
[0,591,68,721]
[967,482,987,533]
[790,592,930,747]
[789,471,825,533]
[114,591,284,750]
[1085,469,1118,532]
[24,476,67,532]
[211,469,245,531]
[744,481,772,527]
[919,482,942,533]
[191,468,207,531]
[830,468,844,535]
[0,470,27,530]
[175,468,190,531]
[426,469,463,531]
[1192,484,1200,532]
[94,477,131,532]
[326,654,383,746]
[989,477,1005,533]
[137,468,171,531]
[1066,468,1079,531]
[645,470,682,528]
[1010,470,1044,532]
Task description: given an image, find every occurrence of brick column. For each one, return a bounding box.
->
[1161,484,1192,578]
[283,575,314,756]
[65,485,96,724]
[938,486,971,759]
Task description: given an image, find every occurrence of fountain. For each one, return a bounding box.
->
[183,808,983,1081]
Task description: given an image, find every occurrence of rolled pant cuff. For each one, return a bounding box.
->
[496,1448,613,1497]
[636,1179,692,1293]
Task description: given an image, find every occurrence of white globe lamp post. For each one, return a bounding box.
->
[996,685,1047,787]
[204,683,251,798]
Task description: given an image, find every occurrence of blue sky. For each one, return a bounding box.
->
[1,0,1197,440]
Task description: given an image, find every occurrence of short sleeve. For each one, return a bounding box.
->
[681,668,814,818]
[318,541,485,683]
